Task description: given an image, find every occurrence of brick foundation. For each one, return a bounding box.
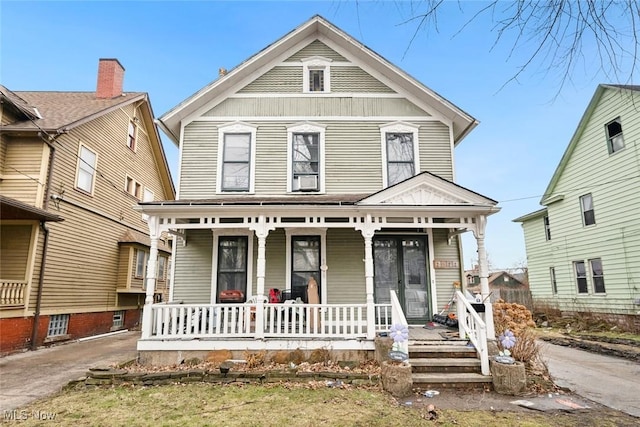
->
[0,309,141,356]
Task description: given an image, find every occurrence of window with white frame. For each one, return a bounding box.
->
[127,120,137,151]
[543,215,551,240]
[302,57,331,93]
[217,122,256,193]
[135,248,147,278]
[574,261,588,294]
[47,314,70,337]
[580,193,596,226]
[216,237,248,303]
[380,122,420,187]
[590,258,606,293]
[287,122,325,192]
[291,236,321,302]
[76,145,97,193]
[549,267,557,294]
[605,118,624,154]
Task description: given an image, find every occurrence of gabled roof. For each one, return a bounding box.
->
[540,84,638,205]
[358,171,498,208]
[0,87,175,199]
[159,15,477,146]
[513,207,547,223]
[0,195,63,222]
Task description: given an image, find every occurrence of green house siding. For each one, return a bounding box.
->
[522,87,640,316]
[180,119,453,198]
[326,229,366,304]
[331,67,395,93]
[204,97,427,117]
[238,67,302,93]
[285,40,348,62]
[172,229,213,304]
[432,230,461,312]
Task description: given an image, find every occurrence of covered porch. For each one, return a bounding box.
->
[136,174,499,364]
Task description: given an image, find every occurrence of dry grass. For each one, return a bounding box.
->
[11,383,639,427]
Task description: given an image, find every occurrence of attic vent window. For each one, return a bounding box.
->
[302,57,331,93]
[605,118,624,154]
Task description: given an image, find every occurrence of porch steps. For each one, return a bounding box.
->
[409,341,492,389]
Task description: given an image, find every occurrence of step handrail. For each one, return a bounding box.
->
[455,291,489,375]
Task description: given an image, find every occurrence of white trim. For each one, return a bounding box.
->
[278,61,352,67]
[216,121,257,193]
[379,121,420,188]
[228,93,404,98]
[175,122,185,199]
[194,116,441,122]
[426,228,438,317]
[302,56,332,93]
[75,144,98,195]
[137,338,375,352]
[286,121,326,193]
[211,229,254,303]
[285,228,327,304]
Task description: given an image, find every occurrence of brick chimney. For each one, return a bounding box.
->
[96,58,125,99]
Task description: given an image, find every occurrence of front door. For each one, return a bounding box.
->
[373,236,430,323]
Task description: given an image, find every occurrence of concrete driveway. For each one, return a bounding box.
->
[541,341,640,417]
[0,330,138,412]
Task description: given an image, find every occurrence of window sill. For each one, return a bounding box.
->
[44,334,71,344]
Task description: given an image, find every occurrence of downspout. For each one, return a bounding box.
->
[30,136,56,351]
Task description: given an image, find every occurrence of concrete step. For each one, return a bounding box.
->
[409,344,477,359]
[412,372,492,389]
[410,357,481,374]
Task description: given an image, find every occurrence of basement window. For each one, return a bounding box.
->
[112,311,125,329]
[47,314,70,337]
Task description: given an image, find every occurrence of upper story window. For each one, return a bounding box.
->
[76,145,97,194]
[302,57,331,93]
[125,175,142,199]
[580,193,596,226]
[605,118,624,154]
[380,122,420,187]
[543,215,551,240]
[287,122,326,192]
[127,120,138,151]
[217,122,257,193]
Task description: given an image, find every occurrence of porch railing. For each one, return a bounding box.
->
[455,290,489,375]
[0,281,28,307]
[389,290,409,353]
[149,302,393,340]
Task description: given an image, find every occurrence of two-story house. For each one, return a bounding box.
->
[514,85,640,332]
[0,59,175,354]
[137,16,500,364]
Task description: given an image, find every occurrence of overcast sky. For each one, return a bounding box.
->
[2,1,635,270]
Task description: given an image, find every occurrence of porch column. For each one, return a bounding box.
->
[141,216,160,339]
[474,215,495,340]
[356,215,380,340]
[250,215,274,339]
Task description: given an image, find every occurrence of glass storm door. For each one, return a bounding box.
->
[373,237,430,323]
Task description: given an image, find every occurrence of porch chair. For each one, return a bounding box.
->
[246,295,269,320]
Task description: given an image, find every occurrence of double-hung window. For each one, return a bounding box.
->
[291,236,321,302]
[127,120,137,151]
[380,122,420,187]
[302,57,331,93]
[549,267,557,294]
[605,118,624,154]
[580,194,596,226]
[135,249,148,279]
[76,145,97,194]
[287,123,325,192]
[574,261,588,294]
[590,258,606,293]
[217,122,256,193]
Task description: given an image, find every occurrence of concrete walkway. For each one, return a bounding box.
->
[0,330,138,412]
[541,341,640,417]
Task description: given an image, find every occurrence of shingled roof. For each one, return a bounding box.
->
[0,89,147,133]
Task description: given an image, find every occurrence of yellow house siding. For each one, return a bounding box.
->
[0,224,32,279]
[205,97,427,117]
[285,40,348,62]
[179,121,218,199]
[326,229,365,304]
[172,229,213,303]
[0,138,46,206]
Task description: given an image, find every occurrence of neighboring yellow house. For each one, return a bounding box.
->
[0,59,175,354]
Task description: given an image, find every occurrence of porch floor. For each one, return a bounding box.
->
[407,323,462,343]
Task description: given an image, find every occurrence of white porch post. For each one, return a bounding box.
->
[356,215,380,340]
[250,215,274,339]
[474,215,495,339]
[141,215,160,339]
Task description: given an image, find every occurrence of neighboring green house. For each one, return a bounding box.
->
[136,15,500,364]
[514,85,640,331]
